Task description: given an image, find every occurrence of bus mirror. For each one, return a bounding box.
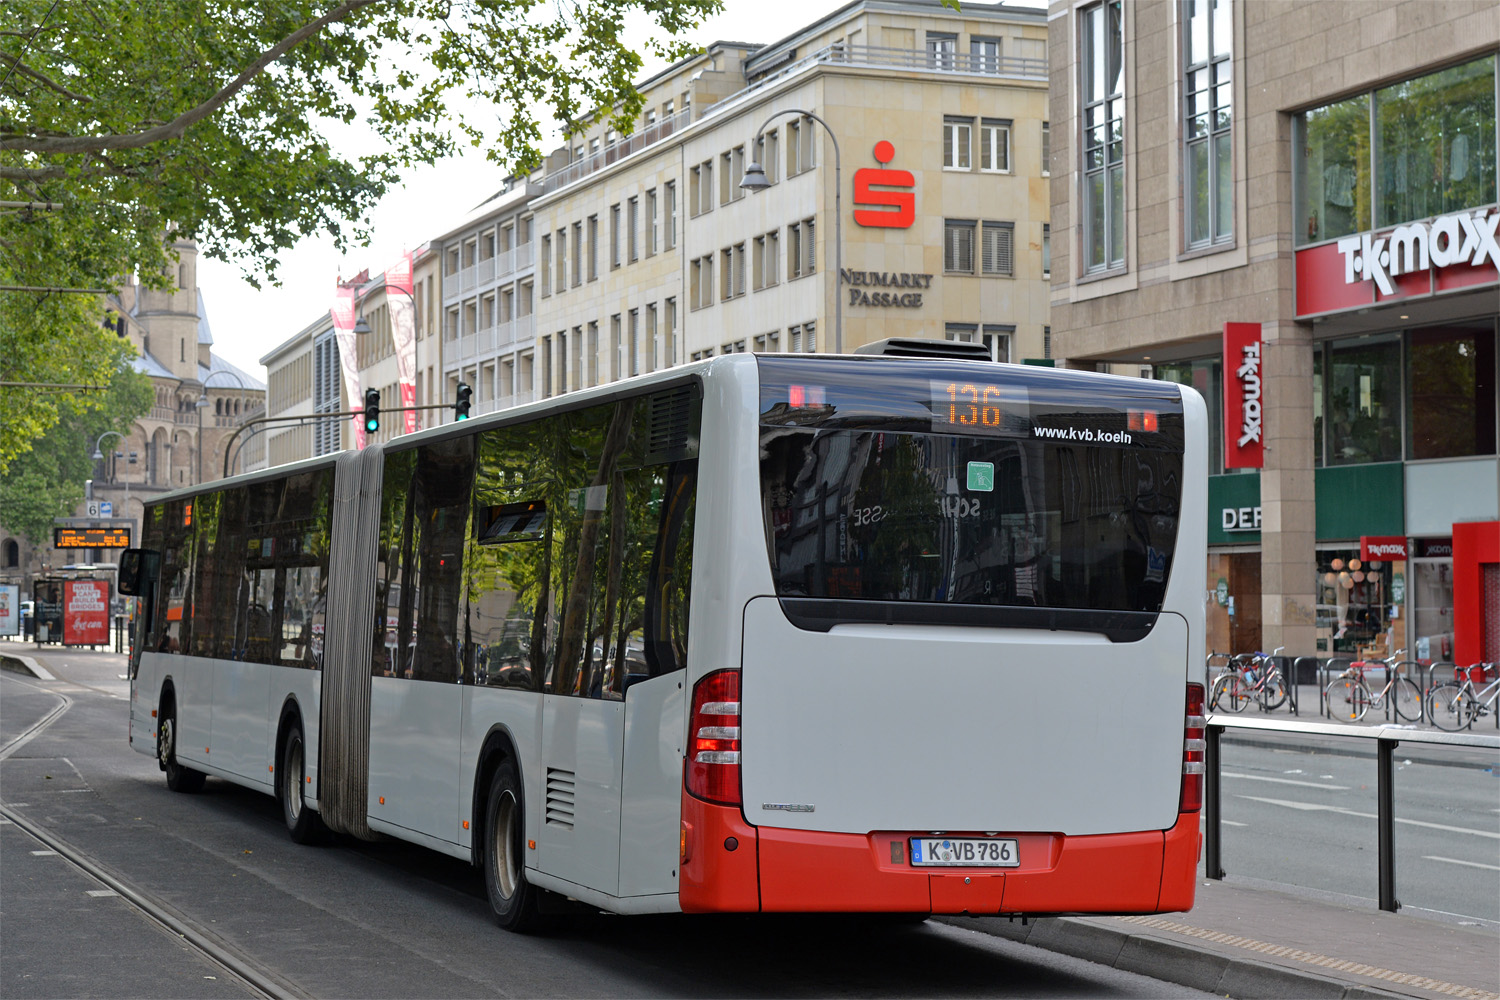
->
[117,549,160,596]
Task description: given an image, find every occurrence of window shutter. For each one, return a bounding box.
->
[982,222,1014,276]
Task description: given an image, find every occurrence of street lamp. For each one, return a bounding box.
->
[741,108,843,355]
[196,369,248,485]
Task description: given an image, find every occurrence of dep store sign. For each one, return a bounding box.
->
[1222,505,1261,532]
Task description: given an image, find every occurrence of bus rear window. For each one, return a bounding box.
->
[758,357,1185,620]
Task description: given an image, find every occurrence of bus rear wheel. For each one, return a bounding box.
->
[278,719,328,844]
[158,700,205,794]
[484,758,545,933]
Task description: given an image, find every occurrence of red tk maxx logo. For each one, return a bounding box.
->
[853,141,915,229]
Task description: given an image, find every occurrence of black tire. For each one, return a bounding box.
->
[158,699,205,793]
[278,718,328,844]
[1257,669,1288,711]
[1326,676,1370,722]
[1426,683,1471,731]
[1391,677,1423,723]
[1215,673,1249,713]
[484,757,546,933]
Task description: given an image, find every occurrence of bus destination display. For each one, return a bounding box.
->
[54,526,132,549]
[929,379,1028,435]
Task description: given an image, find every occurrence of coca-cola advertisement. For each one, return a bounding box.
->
[63,579,111,646]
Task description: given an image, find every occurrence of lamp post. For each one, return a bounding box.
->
[91,429,131,532]
[196,369,248,486]
[741,108,843,355]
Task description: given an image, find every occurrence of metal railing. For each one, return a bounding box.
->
[1203,714,1500,913]
[540,109,693,195]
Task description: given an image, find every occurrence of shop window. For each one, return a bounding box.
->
[1316,551,1397,658]
[1154,358,1224,473]
[1324,336,1401,465]
[1294,94,1370,246]
[1407,322,1497,460]
[1411,550,1454,663]
[1374,56,1496,228]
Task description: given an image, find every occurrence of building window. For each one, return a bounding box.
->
[979,119,1011,173]
[645,188,658,256]
[1296,55,1498,246]
[646,303,658,371]
[720,146,745,204]
[690,161,714,216]
[586,320,599,385]
[628,309,640,376]
[610,204,621,268]
[1183,0,1233,248]
[944,219,976,273]
[690,255,714,310]
[555,228,567,293]
[539,233,551,295]
[981,221,1014,276]
[787,218,816,278]
[627,196,639,262]
[927,31,957,70]
[587,215,599,280]
[943,116,972,170]
[947,323,1011,361]
[664,181,677,249]
[756,129,780,183]
[571,221,583,286]
[1321,334,1403,466]
[665,297,677,364]
[787,118,815,176]
[1081,0,1125,271]
[1408,321,1498,460]
[971,36,1001,73]
[1041,120,1050,176]
[753,230,779,289]
[610,314,622,380]
[1042,223,1051,278]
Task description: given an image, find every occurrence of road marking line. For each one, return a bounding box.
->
[1237,795,1500,839]
[30,850,57,856]
[1222,820,1248,827]
[1114,915,1500,1000]
[1423,855,1500,872]
[1223,771,1349,790]
[86,889,118,897]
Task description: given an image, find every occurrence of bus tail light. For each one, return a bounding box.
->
[686,669,741,806]
[1181,682,1206,813]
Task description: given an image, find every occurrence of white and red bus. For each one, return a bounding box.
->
[121,350,1207,930]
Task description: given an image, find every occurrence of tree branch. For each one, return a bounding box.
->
[0,0,382,154]
[0,53,93,103]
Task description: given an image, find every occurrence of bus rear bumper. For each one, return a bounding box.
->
[681,797,1200,915]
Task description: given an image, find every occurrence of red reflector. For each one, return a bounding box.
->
[1127,409,1160,432]
[686,669,741,806]
[1144,410,1159,432]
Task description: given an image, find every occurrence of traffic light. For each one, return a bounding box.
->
[363,388,381,433]
[455,382,472,420]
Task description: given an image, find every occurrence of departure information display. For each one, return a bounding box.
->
[54,527,132,548]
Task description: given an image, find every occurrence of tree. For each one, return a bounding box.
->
[0,343,151,543]
[0,0,719,466]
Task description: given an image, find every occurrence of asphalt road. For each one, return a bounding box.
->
[2,652,1216,1000]
[1214,733,1500,924]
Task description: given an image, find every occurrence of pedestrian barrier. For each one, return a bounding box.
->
[1202,714,1500,914]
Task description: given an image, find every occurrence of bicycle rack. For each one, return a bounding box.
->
[1290,656,1318,717]
[1318,658,1352,720]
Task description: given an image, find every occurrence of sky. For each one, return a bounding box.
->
[200,0,1043,377]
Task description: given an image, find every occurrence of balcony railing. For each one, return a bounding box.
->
[540,108,693,195]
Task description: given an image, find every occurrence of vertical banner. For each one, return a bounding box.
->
[63,579,110,646]
[385,252,418,434]
[0,583,18,636]
[1223,322,1264,469]
[330,284,365,450]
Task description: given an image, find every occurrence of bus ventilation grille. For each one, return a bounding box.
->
[545,768,576,830]
[645,385,696,464]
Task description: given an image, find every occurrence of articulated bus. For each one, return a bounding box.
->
[120,352,1208,930]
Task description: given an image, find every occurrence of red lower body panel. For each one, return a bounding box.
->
[681,796,1200,915]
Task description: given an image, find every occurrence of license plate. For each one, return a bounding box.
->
[910,837,1019,867]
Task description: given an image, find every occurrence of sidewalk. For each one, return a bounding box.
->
[943,873,1499,1000]
[1214,681,1500,734]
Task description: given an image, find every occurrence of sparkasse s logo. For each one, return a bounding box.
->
[853,141,915,228]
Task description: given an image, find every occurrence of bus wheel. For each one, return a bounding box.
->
[158,701,205,794]
[484,758,545,932]
[278,719,327,845]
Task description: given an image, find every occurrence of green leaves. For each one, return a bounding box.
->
[1,0,718,465]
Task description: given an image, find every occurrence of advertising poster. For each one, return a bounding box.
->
[63,579,111,646]
[385,252,418,434]
[0,583,17,636]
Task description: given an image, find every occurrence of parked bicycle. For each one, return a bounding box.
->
[1210,647,1287,713]
[1324,651,1420,723]
[1425,664,1500,732]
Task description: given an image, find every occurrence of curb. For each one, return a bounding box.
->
[935,914,1411,1000]
[0,653,54,680]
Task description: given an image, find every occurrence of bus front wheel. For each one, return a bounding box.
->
[484,758,545,933]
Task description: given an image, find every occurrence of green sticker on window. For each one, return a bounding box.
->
[967,461,995,492]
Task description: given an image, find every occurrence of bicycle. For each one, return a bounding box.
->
[1324,650,1421,723]
[1210,648,1287,713]
[1425,664,1500,732]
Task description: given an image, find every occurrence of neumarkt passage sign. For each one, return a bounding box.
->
[54,526,132,548]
